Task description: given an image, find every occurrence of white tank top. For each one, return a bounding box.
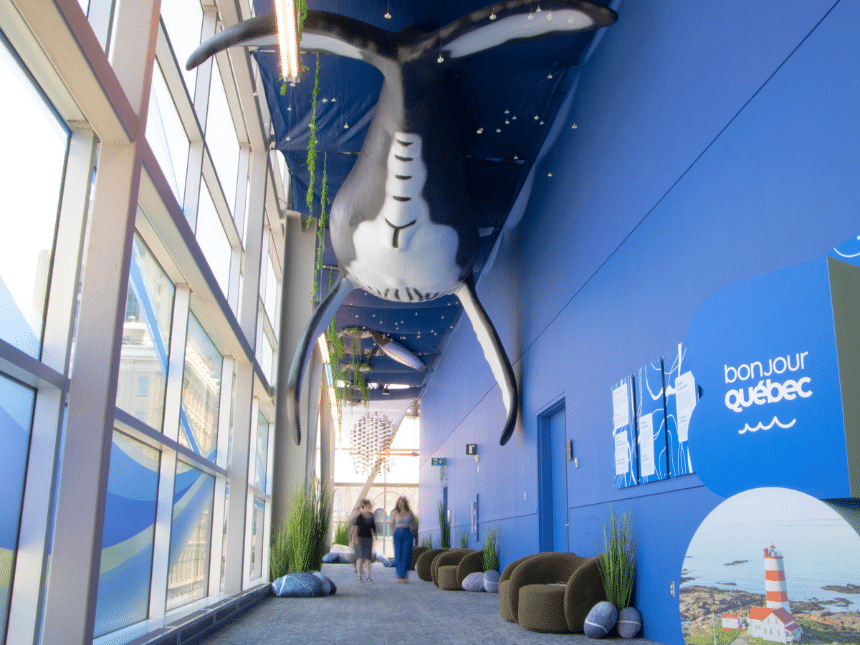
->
[394,512,413,528]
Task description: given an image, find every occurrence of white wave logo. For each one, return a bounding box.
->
[833,235,860,259]
[738,416,796,435]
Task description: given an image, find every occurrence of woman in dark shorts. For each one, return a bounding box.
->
[351,499,377,582]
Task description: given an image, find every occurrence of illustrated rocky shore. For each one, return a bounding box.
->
[681,585,860,644]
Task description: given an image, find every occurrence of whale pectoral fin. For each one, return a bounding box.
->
[281,276,354,445]
[424,0,616,61]
[187,11,396,71]
[186,15,277,70]
[455,276,518,446]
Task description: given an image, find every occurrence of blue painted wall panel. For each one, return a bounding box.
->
[420,1,860,643]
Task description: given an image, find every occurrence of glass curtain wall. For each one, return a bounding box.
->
[0,0,284,641]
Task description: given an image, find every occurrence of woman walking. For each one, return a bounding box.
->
[351,499,377,582]
[390,496,415,583]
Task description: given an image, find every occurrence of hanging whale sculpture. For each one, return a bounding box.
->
[188,0,617,447]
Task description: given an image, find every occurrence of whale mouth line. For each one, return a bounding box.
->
[384,218,417,248]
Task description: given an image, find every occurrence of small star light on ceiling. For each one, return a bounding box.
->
[351,411,397,475]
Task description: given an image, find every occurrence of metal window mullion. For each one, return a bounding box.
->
[206,355,233,597]
[233,144,250,245]
[6,388,63,645]
[41,125,97,373]
[149,449,177,621]
[228,245,242,313]
[40,140,141,645]
[162,285,189,445]
[7,124,93,640]
[237,149,268,346]
[222,361,254,594]
[261,413,275,582]
[86,0,116,53]
[242,489,254,587]
[182,7,216,230]
[261,494,272,583]
[215,358,233,471]
[208,474,227,598]
[247,396,260,489]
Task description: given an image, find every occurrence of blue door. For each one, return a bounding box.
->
[549,406,568,552]
[538,402,568,552]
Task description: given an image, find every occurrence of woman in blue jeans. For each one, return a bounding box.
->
[390,496,414,582]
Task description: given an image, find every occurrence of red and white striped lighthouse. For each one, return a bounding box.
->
[763,545,790,611]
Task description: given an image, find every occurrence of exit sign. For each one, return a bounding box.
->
[466,444,477,455]
[431,458,446,466]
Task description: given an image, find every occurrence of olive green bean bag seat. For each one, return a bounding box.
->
[509,552,606,633]
[498,554,539,622]
[432,549,475,587]
[415,548,447,581]
[410,545,427,570]
[437,549,483,590]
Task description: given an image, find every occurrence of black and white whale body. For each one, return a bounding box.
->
[188,1,617,446]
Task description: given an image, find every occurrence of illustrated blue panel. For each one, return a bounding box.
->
[663,342,697,478]
[611,375,638,488]
[685,253,859,499]
[635,360,668,483]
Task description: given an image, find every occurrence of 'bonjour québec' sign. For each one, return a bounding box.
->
[685,254,860,500]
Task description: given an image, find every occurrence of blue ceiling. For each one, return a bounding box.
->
[252,0,613,400]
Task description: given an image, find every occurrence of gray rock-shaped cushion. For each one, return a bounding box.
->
[584,601,617,638]
[322,552,339,563]
[271,572,323,598]
[375,550,391,565]
[617,606,641,638]
[483,570,500,593]
[311,571,337,596]
[336,552,353,564]
[462,571,485,592]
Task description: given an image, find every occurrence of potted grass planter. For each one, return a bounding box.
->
[586,508,640,638]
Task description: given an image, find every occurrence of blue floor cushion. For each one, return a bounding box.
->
[462,572,485,592]
[584,601,617,638]
[617,606,641,638]
[271,572,323,598]
[311,571,337,596]
[483,570,500,593]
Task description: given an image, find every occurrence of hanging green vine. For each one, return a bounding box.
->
[309,152,328,303]
[305,55,321,229]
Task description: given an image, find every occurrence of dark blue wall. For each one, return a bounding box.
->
[418,0,859,643]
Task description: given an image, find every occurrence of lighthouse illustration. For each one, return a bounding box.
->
[721,545,803,643]
[747,545,803,643]
[764,544,791,611]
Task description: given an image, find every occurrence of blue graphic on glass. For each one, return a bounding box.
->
[94,432,159,637]
[0,375,35,637]
[167,461,215,610]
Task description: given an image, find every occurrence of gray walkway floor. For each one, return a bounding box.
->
[196,563,662,645]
